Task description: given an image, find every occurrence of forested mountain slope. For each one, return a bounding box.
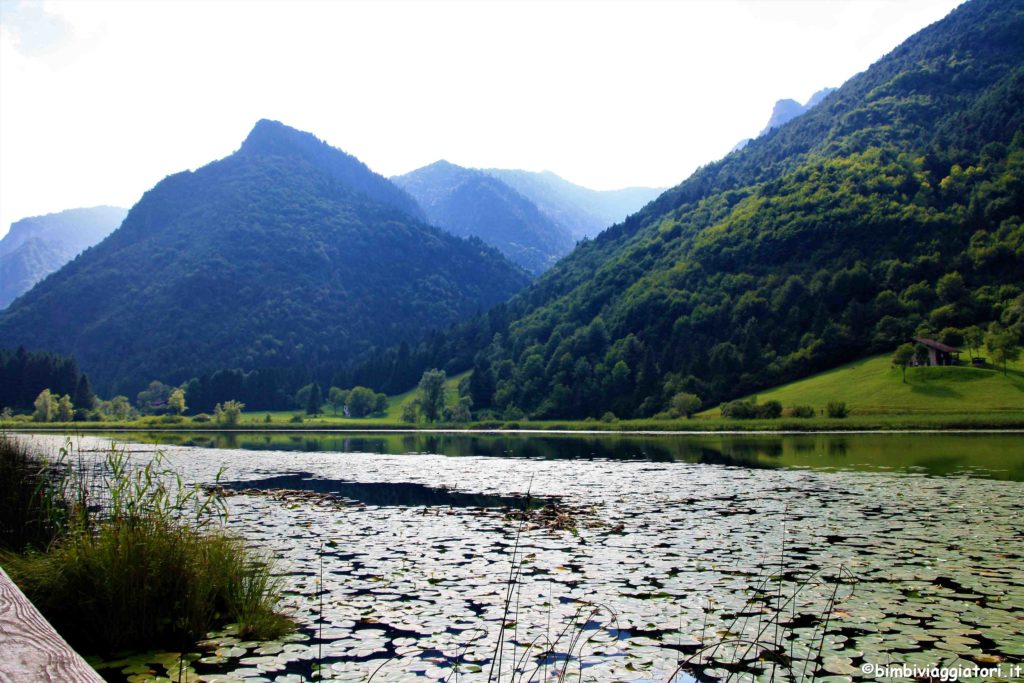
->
[394,161,574,275]
[457,0,1024,419]
[0,120,529,396]
[0,206,127,309]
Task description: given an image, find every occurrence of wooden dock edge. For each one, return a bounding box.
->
[0,566,105,682]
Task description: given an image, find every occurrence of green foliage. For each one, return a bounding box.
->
[985,322,1021,375]
[720,399,782,419]
[892,343,916,382]
[429,2,1024,420]
[669,392,702,418]
[0,121,529,397]
[214,400,245,426]
[168,387,187,415]
[401,400,419,423]
[32,389,57,422]
[788,405,815,418]
[417,369,448,422]
[827,401,850,418]
[327,386,349,415]
[0,438,290,653]
[305,383,323,415]
[137,380,172,414]
[346,386,386,417]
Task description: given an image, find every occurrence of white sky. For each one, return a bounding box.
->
[0,0,963,237]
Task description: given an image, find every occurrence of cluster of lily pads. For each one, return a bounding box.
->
[25,434,1021,682]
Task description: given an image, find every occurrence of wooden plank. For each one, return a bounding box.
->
[0,566,104,683]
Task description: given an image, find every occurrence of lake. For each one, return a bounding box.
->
[17,431,1024,682]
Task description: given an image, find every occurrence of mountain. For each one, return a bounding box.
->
[448,0,1024,419]
[482,169,664,240]
[0,120,529,395]
[759,88,837,136]
[393,161,574,275]
[0,206,127,309]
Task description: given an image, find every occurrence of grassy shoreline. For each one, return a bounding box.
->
[4,412,1024,434]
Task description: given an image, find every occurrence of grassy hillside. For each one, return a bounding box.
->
[706,354,1024,416]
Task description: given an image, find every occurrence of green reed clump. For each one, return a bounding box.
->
[0,434,291,653]
[0,434,77,552]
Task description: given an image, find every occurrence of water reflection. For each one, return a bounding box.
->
[81,430,1024,481]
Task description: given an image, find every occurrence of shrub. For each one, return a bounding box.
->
[289,414,304,424]
[720,399,782,419]
[826,401,850,418]
[191,413,212,423]
[758,400,783,419]
[600,411,618,423]
[788,405,816,418]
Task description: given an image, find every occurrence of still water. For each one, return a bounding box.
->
[20,431,1024,682]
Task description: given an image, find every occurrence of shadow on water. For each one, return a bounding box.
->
[219,471,549,508]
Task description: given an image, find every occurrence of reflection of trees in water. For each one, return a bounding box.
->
[827,439,848,457]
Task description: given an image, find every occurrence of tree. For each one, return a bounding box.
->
[669,392,702,418]
[963,325,984,361]
[32,389,57,422]
[137,380,172,414]
[401,400,419,423]
[985,324,1021,376]
[913,343,931,367]
[105,395,134,421]
[305,383,323,415]
[73,374,97,417]
[168,388,187,415]
[892,343,915,383]
[346,386,378,417]
[417,369,447,422]
[449,397,472,423]
[215,400,245,426]
[56,394,75,422]
[327,387,349,415]
[936,271,967,304]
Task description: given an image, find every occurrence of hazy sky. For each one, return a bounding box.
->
[0,0,963,236]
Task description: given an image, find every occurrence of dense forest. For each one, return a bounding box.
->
[0,121,529,397]
[344,0,1024,419]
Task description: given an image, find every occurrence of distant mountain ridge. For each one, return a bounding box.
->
[394,161,574,275]
[732,87,837,153]
[0,120,529,395]
[481,169,665,240]
[0,206,127,309]
[758,87,837,136]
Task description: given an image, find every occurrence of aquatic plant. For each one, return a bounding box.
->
[0,435,291,653]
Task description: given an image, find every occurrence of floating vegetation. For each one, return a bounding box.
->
[16,434,1024,682]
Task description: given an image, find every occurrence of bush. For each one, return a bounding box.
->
[788,405,816,418]
[289,414,304,424]
[720,399,782,419]
[826,401,850,418]
[191,413,212,423]
[0,437,291,653]
[600,411,618,423]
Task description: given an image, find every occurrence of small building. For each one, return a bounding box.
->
[912,337,960,366]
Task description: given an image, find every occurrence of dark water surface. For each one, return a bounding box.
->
[85,429,1024,481]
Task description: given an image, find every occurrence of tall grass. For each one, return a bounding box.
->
[0,434,291,654]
